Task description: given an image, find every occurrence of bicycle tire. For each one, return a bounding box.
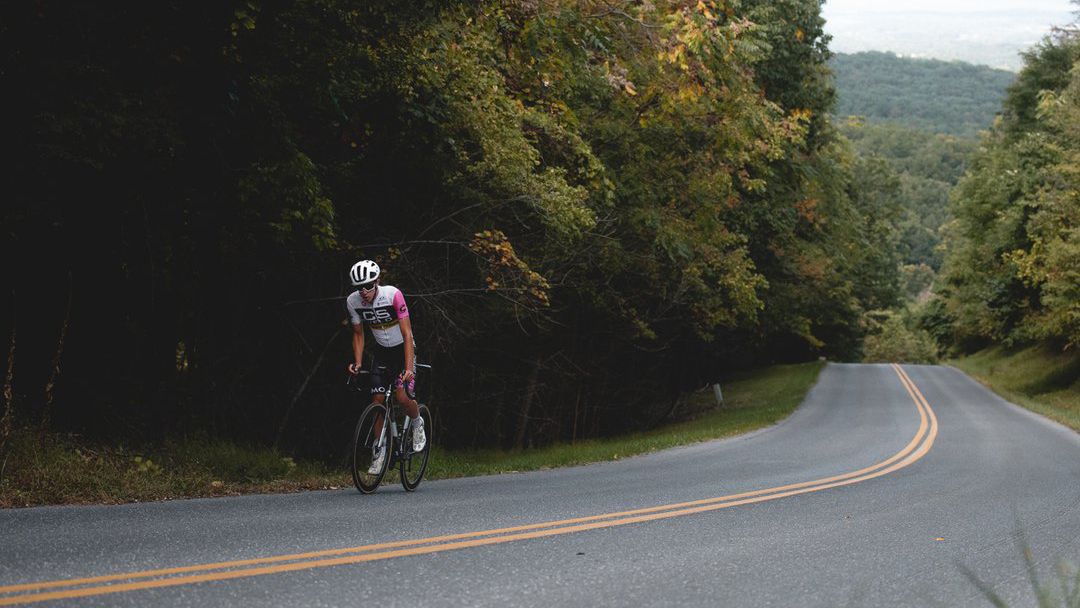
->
[351,402,391,493]
[399,404,432,491]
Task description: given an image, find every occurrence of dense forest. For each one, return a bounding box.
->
[830,52,1021,305]
[842,124,975,297]
[3,2,1075,464]
[2,1,909,457]
[832,37,1080,364]
[831,51,1015,137]
[929,31,1080,353]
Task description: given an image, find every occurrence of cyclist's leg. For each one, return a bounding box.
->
[376,344,417,418]
[369,361,391,438]
[391,354,419,418]
[393,386,419,418]
[393,360,424,454]
[371,392,386,438]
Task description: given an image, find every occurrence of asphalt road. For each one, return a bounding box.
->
[2,363,1079,607]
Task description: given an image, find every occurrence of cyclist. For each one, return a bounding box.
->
[345,259,425,474]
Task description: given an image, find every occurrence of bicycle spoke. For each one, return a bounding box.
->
[399,404,430,491]
[352,403,391,494]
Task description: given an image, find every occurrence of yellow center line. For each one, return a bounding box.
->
[0,364,938,605]
[0,365,930,595]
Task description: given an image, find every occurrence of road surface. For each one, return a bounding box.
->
[2,363,1079,606]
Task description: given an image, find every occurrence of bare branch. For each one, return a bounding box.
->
[352,239,470,250]
[411,286,527,297]
[414,202,487,241]
[41,274,73,437]
[281,295,346,307]
[588,5,661,29]
[273,327,343,449]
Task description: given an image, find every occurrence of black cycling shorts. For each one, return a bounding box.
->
[369,344,416,399]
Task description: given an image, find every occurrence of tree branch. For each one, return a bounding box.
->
[274,327,344,449]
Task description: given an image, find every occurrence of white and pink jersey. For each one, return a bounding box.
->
[346,285,411,347]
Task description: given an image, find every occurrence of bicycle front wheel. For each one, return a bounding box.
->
[351,402,391,493]
[399,404,432,491]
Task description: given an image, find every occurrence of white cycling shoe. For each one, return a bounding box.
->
[367,446,386,475]
[412,417,426,452]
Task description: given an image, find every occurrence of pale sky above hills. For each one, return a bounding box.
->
[822,0,1077,70]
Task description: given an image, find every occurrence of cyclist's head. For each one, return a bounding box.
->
[349,260,380,301]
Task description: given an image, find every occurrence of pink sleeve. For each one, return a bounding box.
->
[393,289,410,319]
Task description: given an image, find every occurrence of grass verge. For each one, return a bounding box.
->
[950,344,1080,433]
[0,433,345,508]
[0,361,824,507]
[427,360,824,479]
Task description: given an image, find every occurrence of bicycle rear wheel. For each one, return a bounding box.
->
[399,404,432,491]
[351,402,391,493]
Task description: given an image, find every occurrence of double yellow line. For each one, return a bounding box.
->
[0,364,937,605]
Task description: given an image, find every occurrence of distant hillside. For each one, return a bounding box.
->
[840,122,976,274]
[830,51,1015,137]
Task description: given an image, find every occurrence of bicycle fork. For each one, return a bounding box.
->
[375,409,410,460]
[373,409,394,456]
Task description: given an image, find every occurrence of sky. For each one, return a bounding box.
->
[821,0,1077,70]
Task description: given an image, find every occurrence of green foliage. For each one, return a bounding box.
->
[2,0,902,456]
[831,51,1015,137]
[2,361,822,505]
[1008,61,1080,346]
[0,430,337,507]
[841,122,975,183]
[939,30,1080,349]
[832,50,1010,308]
[428,360,824,479]
[1004,37,1080,135]
[952,345,1080,433]
[840,116,979,274]
[899,263,936,301]
[847,154,903,310]
[166,438,299,482]
[862,310,939,364]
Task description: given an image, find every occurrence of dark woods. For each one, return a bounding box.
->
[2,1,905,457]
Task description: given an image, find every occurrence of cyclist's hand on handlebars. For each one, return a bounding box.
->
[347,362,363,375]
[400,369,414,383]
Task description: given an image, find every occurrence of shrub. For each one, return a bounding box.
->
[863,310,940,363]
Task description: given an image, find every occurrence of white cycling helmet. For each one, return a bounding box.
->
[349,260,380,287]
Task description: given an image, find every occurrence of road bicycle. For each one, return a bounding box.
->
[348,364,433,493]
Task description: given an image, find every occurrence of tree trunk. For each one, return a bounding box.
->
[1,307,15,453]
[571,384,581,443]
[40,276,72,440]
[513,356,542,450]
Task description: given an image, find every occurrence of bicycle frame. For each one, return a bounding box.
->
[351,363,431,468]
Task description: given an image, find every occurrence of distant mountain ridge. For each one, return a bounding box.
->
[829,51,1016,137]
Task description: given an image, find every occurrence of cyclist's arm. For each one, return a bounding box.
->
[399,316,415,379]
[350,323,365,373]
[392,288,415,379]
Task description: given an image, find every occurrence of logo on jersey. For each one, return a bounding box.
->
[360,308,394,323]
